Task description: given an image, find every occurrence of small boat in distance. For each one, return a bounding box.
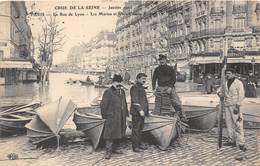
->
[79,80,94,86]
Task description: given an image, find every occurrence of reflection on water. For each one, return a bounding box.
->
[0,73,105,107]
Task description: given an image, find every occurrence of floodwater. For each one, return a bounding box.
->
[0,73,105,107]
[0,73,202,107]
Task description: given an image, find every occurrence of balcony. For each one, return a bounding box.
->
[191,28,225,38]
[196,10,206,17]
[210,7,224,16]
[190,51,221,57]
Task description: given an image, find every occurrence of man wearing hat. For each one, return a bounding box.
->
[152,54,187,121]
[130,73,149,152]
[100,74,129,159]
[217,68,246,161]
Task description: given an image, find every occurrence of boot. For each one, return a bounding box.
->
[177,111,188,122]
[105,150,111,160]
[223,141,236,147]
[235,145,247,161]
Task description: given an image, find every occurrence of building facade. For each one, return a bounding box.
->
[0,1,35,84]
[115,0,260,82]
[67,31,116,74]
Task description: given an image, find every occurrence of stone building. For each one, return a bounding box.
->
[0,1,35,84]
[115,1,170,80]
[67,31,116,74]
[115,0,260,83]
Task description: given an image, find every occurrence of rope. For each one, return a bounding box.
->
[91,155,105,166]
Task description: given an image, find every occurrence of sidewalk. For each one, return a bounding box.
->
[0,129,259,166]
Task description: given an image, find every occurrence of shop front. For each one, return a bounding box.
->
[0,60,36,84]
[190,55,260,84]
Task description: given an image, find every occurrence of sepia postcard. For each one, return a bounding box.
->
[0,0,259,165]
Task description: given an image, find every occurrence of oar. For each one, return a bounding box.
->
[0,102,40,115]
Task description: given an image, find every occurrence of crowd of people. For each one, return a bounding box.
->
[99,54,250,161]
[203,71,258,98]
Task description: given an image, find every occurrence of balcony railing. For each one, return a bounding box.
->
[190,51,221,57]
[191,28,225,38]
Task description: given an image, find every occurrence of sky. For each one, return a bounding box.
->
[26,0,124,65]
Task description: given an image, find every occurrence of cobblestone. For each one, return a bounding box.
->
[0,129,259,166]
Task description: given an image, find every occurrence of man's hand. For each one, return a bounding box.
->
[166,87,172,94]
[233,104,240,115]
[139,110,145,117]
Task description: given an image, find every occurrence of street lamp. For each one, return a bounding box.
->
[251,57,255,75]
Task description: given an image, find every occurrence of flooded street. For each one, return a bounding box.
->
[0,73,104,107]
[0,72,202,107]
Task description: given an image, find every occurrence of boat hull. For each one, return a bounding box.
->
[183,106,217,132]
[0,103,39,136]
[73,107,105,149]
[142,115,178,150]
[0,118,31,135]
[79,80,94,86]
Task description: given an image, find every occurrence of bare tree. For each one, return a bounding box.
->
[37,16,65,84]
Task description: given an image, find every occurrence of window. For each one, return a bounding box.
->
[233,18,245,30]
[0,50,3,59]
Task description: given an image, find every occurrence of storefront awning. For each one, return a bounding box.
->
[190,56,260,65]
[0,61,33,69]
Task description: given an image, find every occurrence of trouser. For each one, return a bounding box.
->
[154,86,183,116]
[224,105,245,146]
[105,139,121,153]
[131,115,144,149]
[105,139,113,154]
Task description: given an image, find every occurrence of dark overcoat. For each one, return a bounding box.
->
[100,86,129,139]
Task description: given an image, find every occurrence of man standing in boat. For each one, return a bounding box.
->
[152,54,187,122]
[130,73,149,152]
[100,74,129,159]
[217,68,246,161]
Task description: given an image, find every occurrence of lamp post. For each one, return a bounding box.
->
[251,57,255,75]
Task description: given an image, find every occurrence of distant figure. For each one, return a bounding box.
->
[97,76,104,85]
[245,71,257,98]
[204,74,214,94]
[213,74,220,92]
[100,74,129,159]
[124,70,131,84]
[86,76,91,82]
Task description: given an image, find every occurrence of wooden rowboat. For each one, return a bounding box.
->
[94,83,110,88]
[243,113,260,129]
[26,97,77,146]
[0,102,40,136]
[73,107,105,149]
[79,80,94,86]
[183,105,217,132]
[141,115,178,150]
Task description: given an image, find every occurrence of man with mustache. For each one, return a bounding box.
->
[100,74,129,159]
[130,73,149,152]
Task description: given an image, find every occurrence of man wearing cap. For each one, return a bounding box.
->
[130,73,149,152]
[152,54,187,121]
[217,68,246,161]
[100,74,129,159]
